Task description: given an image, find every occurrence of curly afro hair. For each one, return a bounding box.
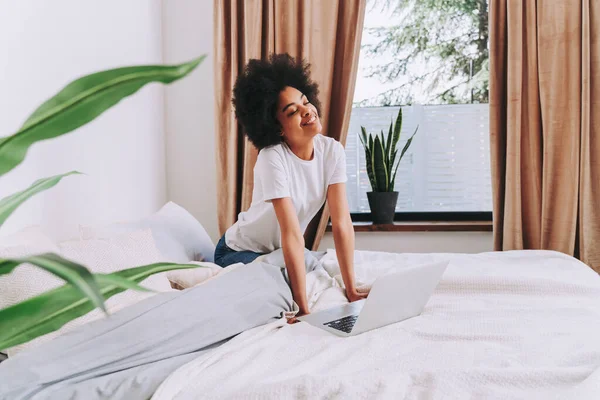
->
[232,53,321,150]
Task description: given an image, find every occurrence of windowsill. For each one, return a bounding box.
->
[326,220,493,232]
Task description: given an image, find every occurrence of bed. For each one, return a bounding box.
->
[152,248,600,399]
[2,233,600,399]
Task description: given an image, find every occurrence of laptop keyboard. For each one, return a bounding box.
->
[323,315,359,333]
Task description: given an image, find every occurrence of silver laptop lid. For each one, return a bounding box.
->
[351,260,449,335]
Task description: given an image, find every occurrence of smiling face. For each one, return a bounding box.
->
[276,86,322,145]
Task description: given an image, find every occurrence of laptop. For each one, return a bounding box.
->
[297,260,449,337]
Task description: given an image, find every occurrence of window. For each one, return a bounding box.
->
[346,0,491,218]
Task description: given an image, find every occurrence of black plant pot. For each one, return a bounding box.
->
[367,191,399,224]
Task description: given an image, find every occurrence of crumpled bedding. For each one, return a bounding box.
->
[0,248,324,400]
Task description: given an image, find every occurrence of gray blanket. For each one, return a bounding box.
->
[0,250,323,400]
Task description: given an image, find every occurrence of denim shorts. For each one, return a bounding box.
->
[213,234,263,267]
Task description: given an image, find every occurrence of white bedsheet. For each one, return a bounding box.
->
[153,250,600,400]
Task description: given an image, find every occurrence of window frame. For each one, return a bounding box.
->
[325,211,493,232]
[350,211,492,223]
[346,3,492,225]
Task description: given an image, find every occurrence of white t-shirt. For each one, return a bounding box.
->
[225,134,347,253]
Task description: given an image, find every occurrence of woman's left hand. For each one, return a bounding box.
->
[346,287,369,302]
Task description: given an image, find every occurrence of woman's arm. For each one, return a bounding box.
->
[327,182,368,302]
[272,197,310,315]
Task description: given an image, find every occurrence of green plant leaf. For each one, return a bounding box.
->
[94,274,153,292]
[0,260,19,276]
[0,55,206,177]
[386,119,393,166]
[390,148,398,174]
[0,171,81,228]
[380,129,389,173]
[365,146,377,191]
[359,129,377,191]
[360,126,369,148]
[391,107,403,156]
[0,253,105,313]
[359,128,368,154]
[400,126,418,162]
[373,136,389,191]
[0,262,202,350]
[368,134,377,191]
[391,127,418,188]
[391,159,400,189]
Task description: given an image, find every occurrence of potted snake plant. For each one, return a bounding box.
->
[359,107,417,224]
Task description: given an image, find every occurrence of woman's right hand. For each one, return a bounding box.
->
[287,309,310,324]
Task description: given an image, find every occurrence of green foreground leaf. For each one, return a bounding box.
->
[0,253,105,313]
[0,262,202,350]
[0,171,81,227]
[0,55,206,177]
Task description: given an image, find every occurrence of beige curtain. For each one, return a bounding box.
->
[489,0,600,271]
[214,0,366,250]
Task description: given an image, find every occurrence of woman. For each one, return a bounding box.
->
[214,53,368,317]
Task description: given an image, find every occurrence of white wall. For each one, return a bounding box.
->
[0,0,167,241]
[162,0,219,241]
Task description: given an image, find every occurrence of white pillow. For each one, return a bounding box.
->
[0,226,62,313]
[0,228,173,356]
[166,262,223,289]
[59,229,173,293]
[80,201,215,263]
[0,226,61,301]
[0,227,64,356]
